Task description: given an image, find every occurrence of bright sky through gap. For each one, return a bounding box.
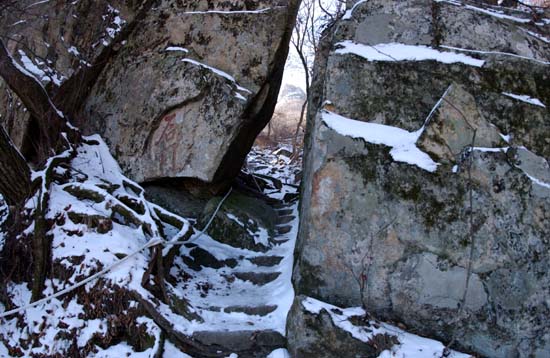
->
[281,0,342,93]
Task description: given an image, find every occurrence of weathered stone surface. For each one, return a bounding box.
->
[198,190,277,252]
[418,84,506,162]
[287,295,391,358]
[79,0,299,184]
[0,0,137,149]
[192,330,286,358]
[294,1,550,357]
[1,0,299,186]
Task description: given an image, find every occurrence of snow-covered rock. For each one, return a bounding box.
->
[294,1,550,357]
[0,0,300,187]
[0,0,136,148]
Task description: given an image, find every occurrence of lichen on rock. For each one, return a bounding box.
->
[293,1,550,357]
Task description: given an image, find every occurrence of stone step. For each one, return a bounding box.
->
[276,215,295,225]
[182,246,238,271]
[224,305,277,316]
[192,330,285,358]
[276,208,294,216]
[271,238,289,245]
[283,192,299,202]
[247,255,284,267]
[276,225,293,235]
[234,271,281,285]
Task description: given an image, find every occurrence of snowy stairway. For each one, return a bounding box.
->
[122,146,301,357]
[154,147,301,357]
[168,192,298,357]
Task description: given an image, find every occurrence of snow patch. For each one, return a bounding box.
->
[165,46,189,53]
[342,0,369,20]
[321,110,439,172]
[182,58,251,94]
[18,50,47,81]
[302,297,470,358]
[524,29,550,44]
[441,45,550,65]
[502,92,546,108]
[267,348,291,358]
[335,41,485,67]
[101,5,126,46]
[499,133,511,143]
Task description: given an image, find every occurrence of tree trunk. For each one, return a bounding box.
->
[291,99,307,160]
[0,39,76,300]
[0,125,31,207]
[0,39,67,161]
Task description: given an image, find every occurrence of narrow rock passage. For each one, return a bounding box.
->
[164,146,301,357]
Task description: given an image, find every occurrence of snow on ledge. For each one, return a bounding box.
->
[441,45,550,65]
[342,0,368,20]
[165,46,189,53]
[182,8,273,15]
[502,92,546,108]
[301,297,470,358]
[321,110,439,172]
[334,41,485,67]
[182,58,251,94]
[435,0,532,24]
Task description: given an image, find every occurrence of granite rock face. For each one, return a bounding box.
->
[286,295,396,358]
[1,0,299,185]
[80,0,299,184]
[293,1,550,357]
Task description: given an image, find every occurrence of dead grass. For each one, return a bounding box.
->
[255,98,306,150]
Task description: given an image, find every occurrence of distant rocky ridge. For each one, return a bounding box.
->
[292,0,550,357]
[279,84,306,102]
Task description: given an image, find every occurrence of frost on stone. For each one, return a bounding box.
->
[321,110,440,172]
[301,297,470,358]
[335,41,485,67]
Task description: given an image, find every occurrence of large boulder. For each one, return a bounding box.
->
[1,0,300,186]
[287,295,397,358]
[294,1,550,357]
[79,0,299,184]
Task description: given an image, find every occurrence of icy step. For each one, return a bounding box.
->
[271,238,289,245]
[201,305,278,317]
[276,225,293,235]
[223,304,278,316]
[276,215,295,225]
[271,203,288,209]
[192,330,285,357]
[247,255,284,267]
[182,246,238,271]
[234,271,282,285]
[276,208,294,216]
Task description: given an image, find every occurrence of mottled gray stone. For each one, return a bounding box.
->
[287,295,390,358]
[293,1,550,357]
